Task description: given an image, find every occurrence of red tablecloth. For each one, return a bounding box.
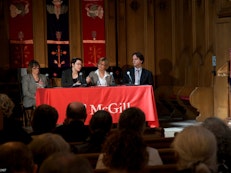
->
[36,85,159,127]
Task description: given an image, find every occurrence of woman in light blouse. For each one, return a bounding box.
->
[86,57,112,86]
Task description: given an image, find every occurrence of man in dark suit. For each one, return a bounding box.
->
[123,52,154,86]
[53,102,89,142]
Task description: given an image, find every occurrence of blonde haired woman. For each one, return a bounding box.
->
[86,57,112,86]
[173,125,217,173]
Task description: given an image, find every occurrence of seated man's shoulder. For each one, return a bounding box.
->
[143,68,153,74]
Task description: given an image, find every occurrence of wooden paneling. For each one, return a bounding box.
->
[69,0,82,59]
[32,0,47,67]
[116,0,127,67]
[218,0,231,18]
[126,0,145,56]
[105,0,116,66]
[144,0,155,73]
[214,18,231,118]
[154,0,173,75]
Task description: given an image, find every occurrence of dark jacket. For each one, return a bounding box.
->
[61,68,86,87]
[123,67,154,86]
[53,120,90,142]
[0,117,32,144]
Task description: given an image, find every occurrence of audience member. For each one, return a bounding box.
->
[96,129,148,172]
[39,152,93,173]
[22,60,48,126]
[53,101,90,142]
[0,141,37,173]
[123,52,154,85]
[118,107,146,133]
[0,93,32,144]
[31,104,58,135]
[86,57,113,86]
[61,57,86,87]
[119,107,162,165]
[172,125,217,173]
[96,107,163,169]
[202,117,231,173]
[76,110,113,153]
[28,133,70,169]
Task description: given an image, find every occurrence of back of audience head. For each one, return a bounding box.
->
[118,107,146,134]
[0,93,15,118]
[172,125,217,173]
[202,117,231,171]
[89,110,112,134]
[28,133,70,168]
[32,104,58,134]
[65,102,87,123]
[39,152,93,173]
[0,141,37,173]
[102,129,148,173]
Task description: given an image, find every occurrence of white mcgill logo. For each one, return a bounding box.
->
[86,102,131,115]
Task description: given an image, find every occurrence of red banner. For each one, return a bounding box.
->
[36,85,159,127]
[9,0,34,68]
[82,0,106,67]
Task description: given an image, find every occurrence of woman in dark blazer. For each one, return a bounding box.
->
[61,57,86,87]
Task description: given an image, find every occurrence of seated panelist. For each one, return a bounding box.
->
[61,57,86,87]
[123,52,154,86]
[21,60,48,127]
[86,57,113,86]
[22,60,48,109]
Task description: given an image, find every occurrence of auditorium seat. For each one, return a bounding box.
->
[76,148,177,168]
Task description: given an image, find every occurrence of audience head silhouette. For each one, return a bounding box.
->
[28,133,70,168]
[89,110,112,134]
[202,117,231,172]
[102,129,148,173]
[66,102,87,122]
[39,152,93,173]
[118,107,146,134]
[0,93,15,118]
[172,125,217,173]
[32,104,58,134]
[0,141,37,173]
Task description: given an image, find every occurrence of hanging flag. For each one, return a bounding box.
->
[46,0,70,77]
[9,0,33,68]
[82,0,106,67]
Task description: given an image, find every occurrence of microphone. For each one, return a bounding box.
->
[109,72,116,86]
[45,73,50,88]
[79,72,83,84]
[127,71,132,84]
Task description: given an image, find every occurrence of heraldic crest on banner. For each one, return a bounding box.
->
[85,3,104,19]
[47,0,68,20]
[10,0,30,18]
